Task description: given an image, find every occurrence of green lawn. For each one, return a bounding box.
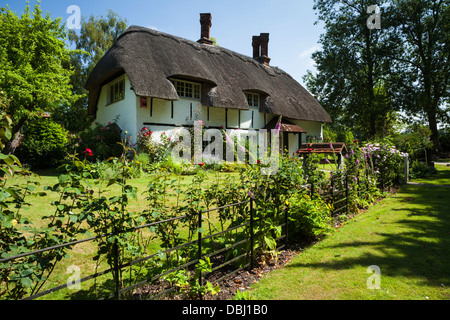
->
[3,169,241,299]
[249,164,450,300]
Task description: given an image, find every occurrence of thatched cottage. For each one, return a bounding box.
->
[85,13,331,155]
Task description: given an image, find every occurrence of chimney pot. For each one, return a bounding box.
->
[198,13,213,45]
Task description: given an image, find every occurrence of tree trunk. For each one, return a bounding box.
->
[365,26,376,138]
[426,109,442,153]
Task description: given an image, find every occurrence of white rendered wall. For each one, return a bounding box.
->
[95,74,137,139]
[291,120,323,143]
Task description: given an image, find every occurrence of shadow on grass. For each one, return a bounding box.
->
[285,181,450,289]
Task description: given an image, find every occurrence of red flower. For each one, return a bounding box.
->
[307,148,313,152]
[353,140,358,144]
[83,148,93,157]
[141,127,148,132]
[257,160,261,164]
[198,162,205,167]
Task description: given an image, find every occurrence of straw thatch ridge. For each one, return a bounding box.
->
[85,25,331,123]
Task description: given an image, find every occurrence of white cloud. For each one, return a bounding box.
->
[145,25,160,31]
[298,45,320,69]
[298,45,320,59]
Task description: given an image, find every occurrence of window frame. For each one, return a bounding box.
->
[106,77,125,106]
[245,92,260,109]
[170,78,201,101]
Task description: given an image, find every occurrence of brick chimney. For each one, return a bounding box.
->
[252,33,271,66]
[252,36,260,59]
[198,13,214,45]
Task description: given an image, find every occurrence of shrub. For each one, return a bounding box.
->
[136,127,176,163]
[77,121,123,161]
[287,193,333,241]
[17,118,68,169]
[410,160,436,179]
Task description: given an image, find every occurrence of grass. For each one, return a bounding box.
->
[2,169,242,300]
[249,164,450,300]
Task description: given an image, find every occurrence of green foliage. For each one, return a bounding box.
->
[392,124,433,162]
[0,3,78,142]
[306,0,397,139]
[136,128,176,163]
[61,10,128,134]
[410,160,436,179]
[77,121,123,161]
[287,193,333,241]
[17,118,68,169]
[323,124,355,146]
[162,257,220,299]
[233,289,253,300]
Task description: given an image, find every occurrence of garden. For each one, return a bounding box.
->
[0,114,411,300]
[1,1,449,302]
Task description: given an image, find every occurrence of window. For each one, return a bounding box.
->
[246,92,260,108]
[108,78,125,105]
[170,79,201,100]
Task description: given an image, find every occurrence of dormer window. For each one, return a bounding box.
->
[170,79,201,100]
[246,92,260,108]
[107,78,125,105]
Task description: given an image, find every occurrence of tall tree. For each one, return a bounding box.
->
[305,0,398,140]
[389,0,449,152]
[0,4,77,153]
[54,10,128,133]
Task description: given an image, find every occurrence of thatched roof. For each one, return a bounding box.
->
[85,26,331,123]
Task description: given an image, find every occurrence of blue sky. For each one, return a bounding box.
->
[3,0,325,87]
